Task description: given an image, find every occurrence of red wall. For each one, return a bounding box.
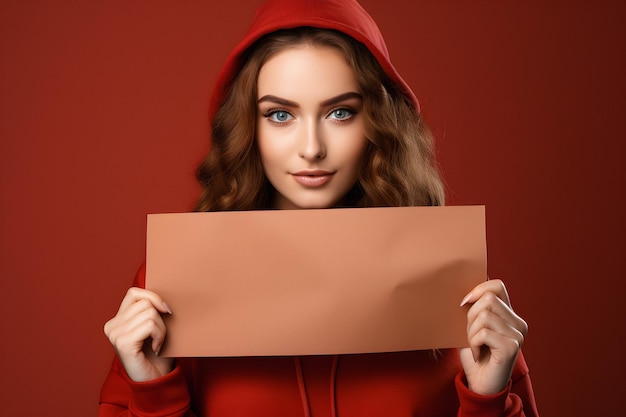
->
[1,1,624,415]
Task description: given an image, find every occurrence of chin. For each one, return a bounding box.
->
[289,201,335,210]
[278,195,342,210]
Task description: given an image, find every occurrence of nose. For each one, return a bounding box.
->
[298,118,326,161]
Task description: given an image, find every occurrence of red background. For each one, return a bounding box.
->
[1,1,624,415]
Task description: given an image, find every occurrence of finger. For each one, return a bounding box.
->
[117,287,172,316]
[109,307,167,355]
[467,326,522,363]
[467,309,525,351]
[105,298,161,338]
[106,300,167,343]
[460,279,510,307]
[466,292,528,338]
[131,310,168,355]
[117,298,163,325]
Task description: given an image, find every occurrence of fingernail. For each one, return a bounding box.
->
[163,302,173,315]
[460,293,473,307]
[472,347,480,363]
[155,346,161,356]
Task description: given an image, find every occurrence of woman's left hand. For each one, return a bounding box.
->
[459,279,528,395]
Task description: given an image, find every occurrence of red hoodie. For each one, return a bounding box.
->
[99,267,538,417]
[208,0,419,119]
[99,1,539,416]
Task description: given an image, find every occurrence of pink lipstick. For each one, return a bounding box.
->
[291,170,335,187]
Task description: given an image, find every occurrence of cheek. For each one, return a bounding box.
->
[336,128,369,167]
[256,128,289,171]
[256,126,275,161]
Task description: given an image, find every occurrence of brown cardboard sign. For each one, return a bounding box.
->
[146,206,486,357]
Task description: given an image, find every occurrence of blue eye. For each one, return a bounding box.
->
[267,110,293,123]
[328,108,353,120]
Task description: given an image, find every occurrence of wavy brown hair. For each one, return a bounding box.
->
[195,27,444,211]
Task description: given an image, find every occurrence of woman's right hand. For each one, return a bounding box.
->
[104,287,175,382]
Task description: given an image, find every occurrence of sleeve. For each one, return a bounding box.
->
[98,264,198,417]
[455,351,539,417]
[99,357,197,417]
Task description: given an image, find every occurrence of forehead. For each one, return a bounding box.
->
[257,44,359,101]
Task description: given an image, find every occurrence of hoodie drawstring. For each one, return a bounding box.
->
[330,355,340,417]
[294,355,341,417]
[295,356,312,417]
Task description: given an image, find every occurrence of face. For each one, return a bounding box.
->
[256,44,368,210]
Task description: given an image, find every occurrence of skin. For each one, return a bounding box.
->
[256,45,369,210]
[104,287,174,382]
[104,43,528,396]
[459,279,528,394]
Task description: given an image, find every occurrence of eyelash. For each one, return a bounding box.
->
[262,107,356,124]
[263,109,293,124]
[328,108,355,121]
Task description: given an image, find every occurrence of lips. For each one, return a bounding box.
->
[291,170,335,187]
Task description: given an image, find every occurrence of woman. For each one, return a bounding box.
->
[100,0,538,415]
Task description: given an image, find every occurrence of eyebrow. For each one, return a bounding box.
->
[257,92,363,108]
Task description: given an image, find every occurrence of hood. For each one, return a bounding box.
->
[208,0,419,121]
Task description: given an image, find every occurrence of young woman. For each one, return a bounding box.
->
[99,0,539,415]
